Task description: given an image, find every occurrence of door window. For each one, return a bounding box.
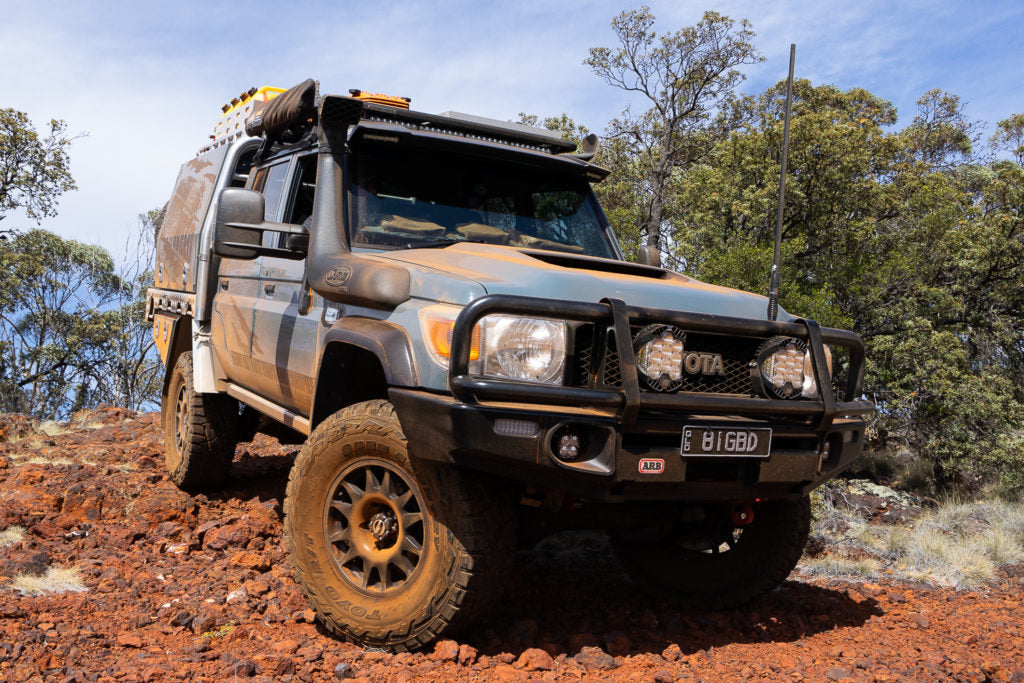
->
[251,161,291,221]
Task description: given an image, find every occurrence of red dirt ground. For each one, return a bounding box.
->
[1,407,1022,682]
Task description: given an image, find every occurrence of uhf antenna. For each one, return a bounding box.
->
[767,43,795,321]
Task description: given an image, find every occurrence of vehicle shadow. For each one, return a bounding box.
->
[465,531,882,659]
[206,435,299,513]
[207,445,880,658]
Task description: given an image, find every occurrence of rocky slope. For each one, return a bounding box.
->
[1,407,1022,682]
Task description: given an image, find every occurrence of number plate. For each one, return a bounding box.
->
[681,426,772,458]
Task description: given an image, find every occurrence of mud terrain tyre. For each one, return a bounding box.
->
[283,400,514,652]
[162,352,238,490]
[612,497,810,610]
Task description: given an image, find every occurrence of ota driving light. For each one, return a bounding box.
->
[634,325,686,391]
[758,337,832,399]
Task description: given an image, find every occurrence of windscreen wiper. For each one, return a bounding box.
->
[403,238,462,249]
[403,238,500,250]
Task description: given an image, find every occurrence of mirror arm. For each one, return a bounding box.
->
[224,220,309,236]
[218,242,306,260]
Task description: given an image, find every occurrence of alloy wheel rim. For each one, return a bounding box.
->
[169,383,188,469]
[323,459,427,595]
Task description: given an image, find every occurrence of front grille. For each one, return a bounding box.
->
[674,332,760,394]
[572,325,765,396]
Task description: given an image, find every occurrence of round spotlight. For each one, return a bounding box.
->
[633,324,686,392]
[756,337,831,399]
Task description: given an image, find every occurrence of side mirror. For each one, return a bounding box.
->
[637,245,662,269]
[214,188,265,259]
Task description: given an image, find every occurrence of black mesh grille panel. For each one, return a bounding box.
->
[572,325,763,396]
[602,329,622,388]
[571,324,595,386]
[667,332,760,395]
[568,319,847,402]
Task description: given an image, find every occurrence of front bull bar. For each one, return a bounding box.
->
[448,294,873,435]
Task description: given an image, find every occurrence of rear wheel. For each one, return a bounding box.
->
[284,400,514,651]
[162,352,238,490]
[612,497,810,609]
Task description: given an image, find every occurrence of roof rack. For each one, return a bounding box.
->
[321,96,576,155]
[199,86,287,153]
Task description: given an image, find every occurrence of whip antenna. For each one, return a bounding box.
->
[767,43,795,321]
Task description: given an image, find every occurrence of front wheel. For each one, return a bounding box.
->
[612,497,810,610]
[283,400,514,651]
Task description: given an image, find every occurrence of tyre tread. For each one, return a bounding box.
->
[283,399,513,652]
[164,352,237,490]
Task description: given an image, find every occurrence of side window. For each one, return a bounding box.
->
[283,155,318,227]
[230,147,258,188]
[251,161,291,221]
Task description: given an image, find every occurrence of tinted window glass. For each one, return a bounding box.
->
[284,155,318,227]
[257,161,290,221]
[349,145,616,258]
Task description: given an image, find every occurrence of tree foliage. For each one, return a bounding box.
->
[0,229,120,417]
[0,108,77,223]
[991,113,1024,165]
[0,218,164,419]
[0,109,161,418]
[585,7,761,254]
[551,8,1024,495]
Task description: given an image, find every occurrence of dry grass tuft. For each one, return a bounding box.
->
[9,565,88,596]
[23,456,74,466]
[36,421,69,437]
[802,556,882,580]
[0,526,26,548]
[804,490,1024,590]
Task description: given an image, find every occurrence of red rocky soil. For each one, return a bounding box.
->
[1,407,1022,682]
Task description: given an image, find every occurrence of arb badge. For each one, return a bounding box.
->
[638,458,665,474]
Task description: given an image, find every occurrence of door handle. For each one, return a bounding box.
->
[264,283,276,295]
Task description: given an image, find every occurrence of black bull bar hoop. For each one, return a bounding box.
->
[448,295,873,433]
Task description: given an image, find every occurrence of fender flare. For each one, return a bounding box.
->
[308,318,421,432]
[319,317,419,387]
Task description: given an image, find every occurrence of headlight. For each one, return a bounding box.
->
[419,305,567,385]
[758,337,832,399]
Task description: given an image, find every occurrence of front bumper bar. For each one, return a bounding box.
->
[391,295,874,502]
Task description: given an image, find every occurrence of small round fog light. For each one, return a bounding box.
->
[551,426,587,462]
[559,433,580,460]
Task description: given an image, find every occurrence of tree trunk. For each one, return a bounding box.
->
[645,167,668,252]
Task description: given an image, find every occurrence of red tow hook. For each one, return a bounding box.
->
[732,501,755,526]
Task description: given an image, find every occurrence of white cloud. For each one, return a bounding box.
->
[2,0,1023,261]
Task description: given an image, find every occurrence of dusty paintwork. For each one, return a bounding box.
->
[154,146,228,292]
[380,243,789,323]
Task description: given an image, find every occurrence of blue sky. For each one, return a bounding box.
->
[2,0,1023,262]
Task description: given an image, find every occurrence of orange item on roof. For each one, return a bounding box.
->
[349,89,411,109]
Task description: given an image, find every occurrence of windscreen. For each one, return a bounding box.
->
[349,144,617,259]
